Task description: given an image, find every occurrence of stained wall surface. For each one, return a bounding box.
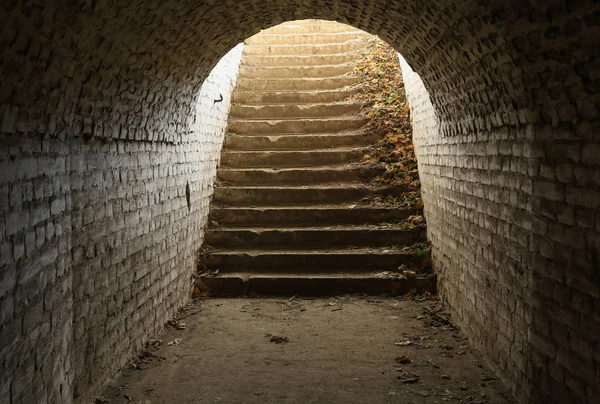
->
[0,1,598,403]
[0,34,243,402]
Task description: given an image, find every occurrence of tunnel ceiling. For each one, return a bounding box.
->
[3,0,595,144]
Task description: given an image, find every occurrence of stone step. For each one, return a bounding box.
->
[220,149,363,168]
[265,22,359,34]
[277,19,341,24]
[208,206,421,227]
[243,42,365,55]
[212,185,414,206]
[232,89,358,104]
[197,272,436,296]
[205,226,426,249]
[228,117,366,135]
[235,76,361,91]
[223,133,377,151]
[201,248,420,272]
[238,64,356,79]
[217,166,383,185]
[198,20,430,298]
[274,20,345,26]
[246,32,368,45]
[230,103,364,119]
[242,53,359,67]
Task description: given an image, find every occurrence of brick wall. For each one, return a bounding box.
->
[0,0,597,403]
[400,28,599,401]
[0,37,243,402]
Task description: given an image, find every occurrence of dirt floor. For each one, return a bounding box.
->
[99,296,514,404]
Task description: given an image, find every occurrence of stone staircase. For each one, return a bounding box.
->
[198,20,434,296]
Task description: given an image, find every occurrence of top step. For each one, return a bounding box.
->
[275,20,350,26]
[264,22,359,34]
[243,42,366,56]
[242,52,360,67]
[245,32,368,45]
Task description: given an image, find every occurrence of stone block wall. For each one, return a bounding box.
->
[0,39,243,403]
[400,31,599,402]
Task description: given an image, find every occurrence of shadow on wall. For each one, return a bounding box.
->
[397,53,441,285]
[397,54,439,163]
[0,37,246,404]
[189,42,245,225]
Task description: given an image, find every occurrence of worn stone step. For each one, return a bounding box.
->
[217,165,382,185]
[208,206,421,227]
[220,149,363,168]
[205,226,426,249]
[230,103,363,119]
[197,273,436,296]
[246,32,368,45]
[223,133,377,151]
[235,76,361,91]
[198,20,431,299]
[228,117,366,135]
[265,22,359,34]
[238,65,355,80]
[232,89,358,104]
[212,185,414,206]
[243,42,365,55]
[242,53,359,67]
[201,248,420,272]
[276,19,343,25]
[238,63,356,79]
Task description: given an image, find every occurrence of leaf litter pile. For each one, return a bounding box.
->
[353,37,423,207]
[352,37,433,278]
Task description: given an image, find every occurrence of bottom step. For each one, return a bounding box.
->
[197,273,437,296]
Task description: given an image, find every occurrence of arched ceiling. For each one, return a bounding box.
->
[4,0,594,143]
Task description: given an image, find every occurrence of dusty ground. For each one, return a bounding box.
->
[99,297,514,404]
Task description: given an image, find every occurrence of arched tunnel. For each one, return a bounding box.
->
[0,0,598,403]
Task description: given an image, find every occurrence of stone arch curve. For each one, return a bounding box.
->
[5,0,543,141]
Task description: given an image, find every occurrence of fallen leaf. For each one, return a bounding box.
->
[395,340,412,346]
[167,338,182,346]
[269,336,289,343]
